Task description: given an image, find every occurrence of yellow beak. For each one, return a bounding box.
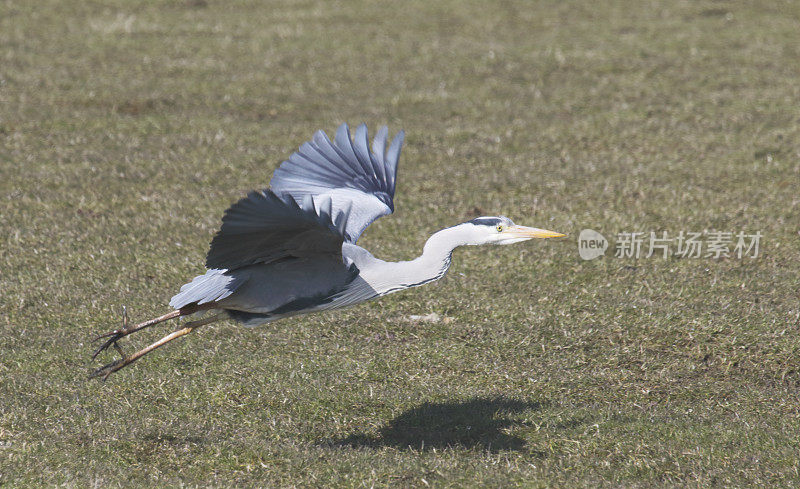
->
[507,225,566,239]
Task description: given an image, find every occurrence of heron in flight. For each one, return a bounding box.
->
[90,123,564,379]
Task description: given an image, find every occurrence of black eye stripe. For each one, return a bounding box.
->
[470,217,503,226]
[470,216,514,228]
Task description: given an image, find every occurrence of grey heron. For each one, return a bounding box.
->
[90,123,564,379]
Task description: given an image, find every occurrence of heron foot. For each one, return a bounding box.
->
[89,337,131,380]
[91,306,131,360]
[89,357,126,380]
[89,312,223,380]
[91,307,182,360]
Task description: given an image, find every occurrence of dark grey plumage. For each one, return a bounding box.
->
[205,190,350,270]
[169,123,404,321]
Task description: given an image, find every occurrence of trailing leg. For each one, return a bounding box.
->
[89,313,223,380]
[92,307,180,359]
[91,303,214,359]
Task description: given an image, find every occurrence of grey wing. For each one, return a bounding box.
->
[269,122,404,243]
[205,189,350,270]
[171,189,351,310]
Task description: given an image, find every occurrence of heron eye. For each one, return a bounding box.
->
[496,224,504,232]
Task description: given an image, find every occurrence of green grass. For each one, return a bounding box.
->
[2,0,800,486]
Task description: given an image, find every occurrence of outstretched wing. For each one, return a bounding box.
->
[205,189,351,270]
[269,122,404,243]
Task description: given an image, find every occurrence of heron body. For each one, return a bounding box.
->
[91,123,564,378]
[170,219,513,326]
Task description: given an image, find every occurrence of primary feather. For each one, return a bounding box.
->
[270,122,404,243]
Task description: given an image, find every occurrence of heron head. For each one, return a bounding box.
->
[466,216,565,245]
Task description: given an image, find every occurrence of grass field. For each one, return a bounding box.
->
[2,0,800,486]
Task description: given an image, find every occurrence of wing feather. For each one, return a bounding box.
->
[369,125,388,184]
[205,189,347,270]
[313,131,359,177]
[270,123,404,243]
[334,123,366,174]
[385,128,404,190]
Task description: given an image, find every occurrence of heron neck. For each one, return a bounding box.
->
[423,225,471,258]
[355,225,473,296]
[409,225,471,281]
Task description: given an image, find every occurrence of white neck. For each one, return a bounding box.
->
[347,224,479,298]
[400,224,476,286]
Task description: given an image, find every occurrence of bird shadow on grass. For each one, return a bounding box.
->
[332,396,543,453]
